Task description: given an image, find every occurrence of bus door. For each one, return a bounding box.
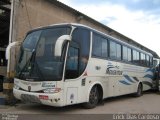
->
[106,60,118,97]
[64,42,80,105]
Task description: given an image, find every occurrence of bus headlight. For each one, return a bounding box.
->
[43,88,61,93]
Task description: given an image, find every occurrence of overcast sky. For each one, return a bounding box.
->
[58,0,160,57]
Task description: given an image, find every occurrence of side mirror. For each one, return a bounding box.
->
[6,41,22,60]
[54,35,71,56]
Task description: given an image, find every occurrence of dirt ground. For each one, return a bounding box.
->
[0,91,160,114]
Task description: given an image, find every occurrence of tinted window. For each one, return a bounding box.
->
[128,48,132,62]
[150,57,153,66]
[116,44,122,60]
[146,55,150,66]
[110,41,116,59]
[140,53,146,66]
[66,47,78,70]
[133,50,140,64]
[92,33,108,58]
[102,38,108,58]
[92,35,101,57]
[123,46,128,61]
[72,28,90,76]
[133,50,136,63]
[137,52,140,64]
[66,46,79,79]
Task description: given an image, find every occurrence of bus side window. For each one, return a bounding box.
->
[65,46,79,79]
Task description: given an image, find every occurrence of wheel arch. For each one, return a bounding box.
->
[87,82,104,102]
[138,82,143,90]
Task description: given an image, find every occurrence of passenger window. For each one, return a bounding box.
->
[127,48,132,62]
[150,57,153,67]
[92,34,108,58]
[116,44,121,60]
[110,41,116,59]
[140,53,146,66]
[133,50,136,63]
[137,52,140,64]
[123,46,128,61]
[92,35,101,57]
[133,50,140,64]
[146,55,150,66]
[102,38,108,58]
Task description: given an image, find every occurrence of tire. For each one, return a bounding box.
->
[135,83,143,97]
[83,86,99,109]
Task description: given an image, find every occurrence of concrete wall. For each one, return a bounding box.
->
[15,0,113,42]
[14,0,153,48]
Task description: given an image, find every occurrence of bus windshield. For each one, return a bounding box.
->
[16,27,71,81]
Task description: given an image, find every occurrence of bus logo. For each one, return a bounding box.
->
[106,63,123,75]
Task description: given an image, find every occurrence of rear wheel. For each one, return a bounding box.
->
[83,86,99,109]
[135,83,143,97]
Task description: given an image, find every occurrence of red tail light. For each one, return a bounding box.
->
[39,95,49,100]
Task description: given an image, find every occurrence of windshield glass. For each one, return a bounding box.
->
[16,27,71,81]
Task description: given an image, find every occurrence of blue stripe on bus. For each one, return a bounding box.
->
[124,75,136,83]
[119,80,131,85]
[132,77,139,82]
[144,74,154,79]
[107,66,115,69]
[145,68,154,73]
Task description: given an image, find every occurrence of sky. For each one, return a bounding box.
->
[58,0,160,57]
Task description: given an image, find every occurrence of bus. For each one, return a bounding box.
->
[13,23,154,108]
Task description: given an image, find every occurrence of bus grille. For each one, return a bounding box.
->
[21,94,41,103]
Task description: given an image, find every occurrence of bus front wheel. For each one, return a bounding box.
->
[83,86,99,109]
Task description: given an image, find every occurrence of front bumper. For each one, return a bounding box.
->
[13,88,64,107]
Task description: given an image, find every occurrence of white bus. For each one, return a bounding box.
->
[13,23,154,108]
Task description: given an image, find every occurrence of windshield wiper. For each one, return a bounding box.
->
[18,50,35,78]
[18,50,45,81]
